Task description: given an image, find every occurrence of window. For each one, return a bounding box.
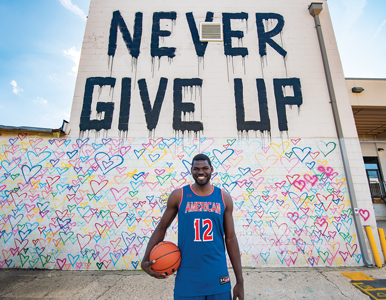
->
[364,157,386,202]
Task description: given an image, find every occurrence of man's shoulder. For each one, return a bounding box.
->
[168,188,183,206]
[221,189,232,208]
[170,187,184,197]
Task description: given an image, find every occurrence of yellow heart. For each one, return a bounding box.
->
[270,142,290,157]
[143,219,152,227]
[127,169,138,178]
[51,197,65,209]
[127,226,136,233]
[93,200,108,210]
[123,254,134,267]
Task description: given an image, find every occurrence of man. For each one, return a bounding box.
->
[142,153,244,300]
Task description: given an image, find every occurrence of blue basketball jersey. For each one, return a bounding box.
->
[174,185,230,297]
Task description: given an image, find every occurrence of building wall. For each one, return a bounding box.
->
[0,0,378,270]
[346,78,386,107]
[360,142,386,219]
[348,77,386,220]
[375,143,386,219]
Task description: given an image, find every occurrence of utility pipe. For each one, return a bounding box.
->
[308,2,372,266]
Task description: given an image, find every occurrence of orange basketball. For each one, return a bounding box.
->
[149,241,181,275]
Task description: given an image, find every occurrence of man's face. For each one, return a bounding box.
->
[191,160,213,186]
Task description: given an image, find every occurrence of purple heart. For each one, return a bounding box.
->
[92,252,100,260]
[121,247,129,256]
[9,138,18,145]
[102,138,112,145]
[180,171,190,178]
[49,159,59,166]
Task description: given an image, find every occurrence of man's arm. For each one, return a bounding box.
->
[223,190,244,300]
[141,188,181,279]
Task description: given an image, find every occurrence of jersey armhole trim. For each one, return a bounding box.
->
[178,187,184,212]
[221,188,226,210]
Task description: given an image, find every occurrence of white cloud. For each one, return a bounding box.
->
[10,80,23,94]
[59,0,87,21]
[63,47,81,75]
[373,19,386,39]
[34,97,48,105]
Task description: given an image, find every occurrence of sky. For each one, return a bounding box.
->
[0,0,385,129]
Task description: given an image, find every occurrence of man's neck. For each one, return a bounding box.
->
[191,183,213,196]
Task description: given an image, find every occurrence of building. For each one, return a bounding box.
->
[346,78,386,220]
[0,0,382,270]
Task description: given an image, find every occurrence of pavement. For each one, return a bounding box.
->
[1,267,386,299]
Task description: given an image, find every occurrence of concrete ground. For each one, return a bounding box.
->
[0,267,386,299]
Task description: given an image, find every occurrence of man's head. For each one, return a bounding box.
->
[191,154,213,186]
[192,153,212,168]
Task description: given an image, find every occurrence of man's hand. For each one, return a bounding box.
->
[141,259,169,279]
[233,282,244,300]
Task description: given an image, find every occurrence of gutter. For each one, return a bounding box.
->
[0,125,54,132]
[0,120,69,137]
[308,2,373,266]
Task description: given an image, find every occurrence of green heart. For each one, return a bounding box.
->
[318,250,329,263]
[96,262,103,270]
[67,205,76,212]
[227,139,236,146]
[100,210,110,218]
[11,174,20,180]
[59,231,74,244]
[39,254,52,267]
[19,253,29,267]
[270,211,280,221]
[77,175,89,184]
[129,191,138,197]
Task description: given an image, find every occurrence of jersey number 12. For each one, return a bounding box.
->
[194,218,213,241]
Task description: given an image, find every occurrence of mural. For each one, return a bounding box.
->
[79,76,303,134]
[78,11,299,135]
[1,1,371,271]
[0,133,367,270]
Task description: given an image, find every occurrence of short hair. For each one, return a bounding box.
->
[192,153,212,167]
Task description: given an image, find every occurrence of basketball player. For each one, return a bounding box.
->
[142,154,244,300]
